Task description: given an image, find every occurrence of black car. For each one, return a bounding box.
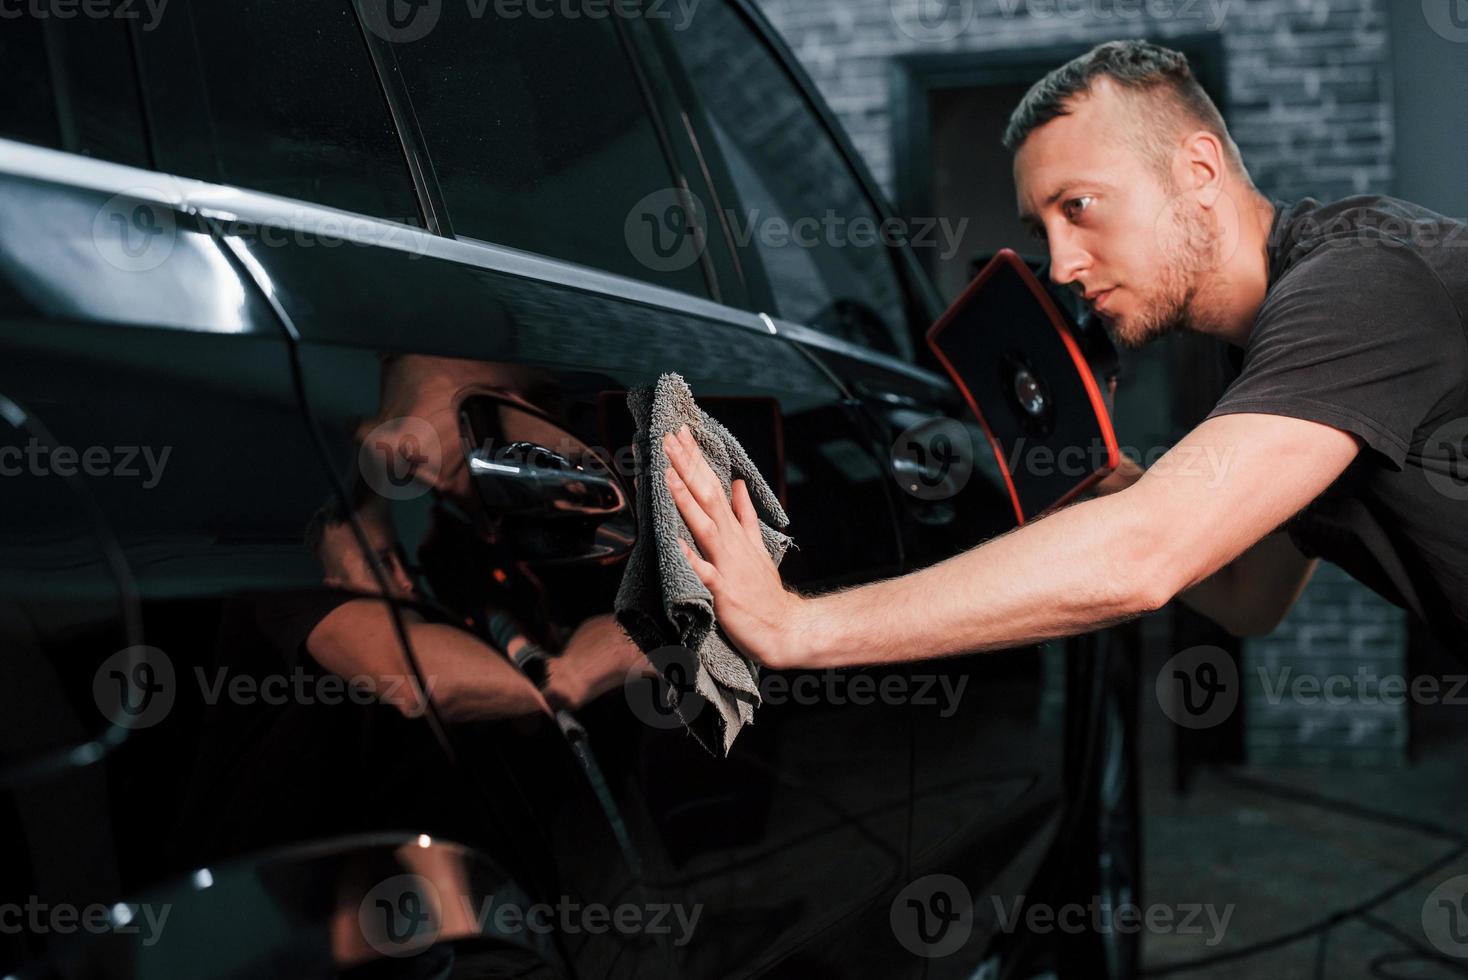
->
[0,1,1138,977]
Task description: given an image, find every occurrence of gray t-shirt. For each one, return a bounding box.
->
[1206,195,1468,643]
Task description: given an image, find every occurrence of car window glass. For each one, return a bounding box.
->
[665,0,909,356]
[390,6,710,298]
[0,17,149,168]
[0,18,62,151]
[138,1,422,225]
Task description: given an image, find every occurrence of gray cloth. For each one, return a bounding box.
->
[614,373,794,755]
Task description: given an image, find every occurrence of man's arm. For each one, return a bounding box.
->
[662,413,1358,668]
[1090,455,1317,637]
[307,600,551,722]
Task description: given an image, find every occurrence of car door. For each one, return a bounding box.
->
[642,0,1073,970]
[0,12,476,977]
[134,1,927,976]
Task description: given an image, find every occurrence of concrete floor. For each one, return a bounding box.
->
[1139,663,1468,978]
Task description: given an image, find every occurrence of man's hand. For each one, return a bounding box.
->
[545,614,654,710]
[662,426,810,667]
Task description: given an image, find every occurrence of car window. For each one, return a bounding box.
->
[0,17,150,168]
[659,0,910,358]
[388,5,710,298]
[135,1,422,225]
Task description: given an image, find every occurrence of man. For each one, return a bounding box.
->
[177,488,649,864]
[661,40,1467,667]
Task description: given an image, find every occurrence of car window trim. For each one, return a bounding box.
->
[348,0,450,236]
[0,142,706,331]
[0,136,946,396]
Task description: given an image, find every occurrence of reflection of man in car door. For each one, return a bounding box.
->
[177,356,648,862]
[661,40,1468,664]
[308,492,647,720]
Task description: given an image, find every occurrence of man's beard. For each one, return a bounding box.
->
[1105,196,1224,351]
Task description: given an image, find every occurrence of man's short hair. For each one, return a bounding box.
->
[1003,40,1250,184]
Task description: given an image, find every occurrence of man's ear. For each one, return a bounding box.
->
[1180,129,1227,204]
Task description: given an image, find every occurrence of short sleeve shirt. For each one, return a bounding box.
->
[1205,195,1468,643]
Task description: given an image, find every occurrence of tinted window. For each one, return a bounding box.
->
[0,18,62,151]
[137,0,421,224]
[0,15,149,167]
[391,7,709,297]
[661,1,910,356]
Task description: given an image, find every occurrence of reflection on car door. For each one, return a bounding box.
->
[646,0,1072,968]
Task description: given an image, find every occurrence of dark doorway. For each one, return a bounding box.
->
[891,36,1227,302]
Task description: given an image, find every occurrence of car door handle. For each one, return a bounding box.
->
[466,440,635,564]
[468,440,625,517]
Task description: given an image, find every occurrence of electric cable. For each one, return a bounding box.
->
[1140,767,1468,978]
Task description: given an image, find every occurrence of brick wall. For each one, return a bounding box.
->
[751,0,1408,765]
[1245,564,1409,767]
[753,0,1393,202]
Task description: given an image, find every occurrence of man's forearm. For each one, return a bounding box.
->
[794,492,1167,668]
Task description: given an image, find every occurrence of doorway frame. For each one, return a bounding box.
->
[889,35,1228,277]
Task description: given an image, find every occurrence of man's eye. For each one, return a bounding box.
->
[1063,196,1095,222]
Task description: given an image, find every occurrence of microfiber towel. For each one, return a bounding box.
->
[614,373,795,755]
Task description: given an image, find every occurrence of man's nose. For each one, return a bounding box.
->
[1046,232,1090,288]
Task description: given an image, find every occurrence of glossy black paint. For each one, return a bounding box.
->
[0,3,1132,977]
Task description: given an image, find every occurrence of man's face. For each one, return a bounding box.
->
[1014,79,1222,350]
[320,513,417,600]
